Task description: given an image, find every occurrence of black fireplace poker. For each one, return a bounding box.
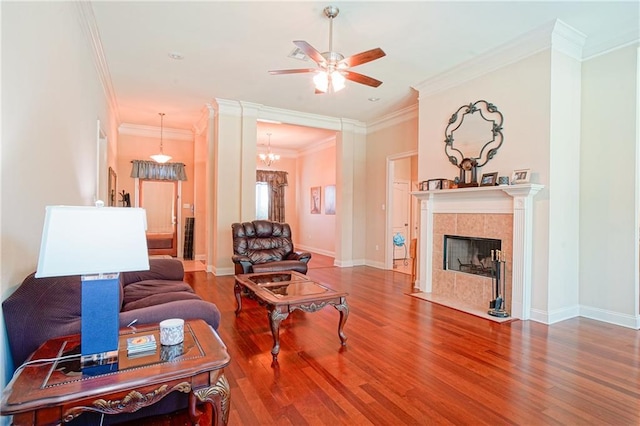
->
[488,249,509,318]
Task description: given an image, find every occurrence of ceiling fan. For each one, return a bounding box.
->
[269,5,386,94]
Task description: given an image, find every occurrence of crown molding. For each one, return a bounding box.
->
[258,105,346,131]
[118,123,193,141]
[413,19,585,97]
[193,103,215,136]
[75,2,120,124]
[214,98,243,116]
[367,104,418,134]
[298,137,336,157]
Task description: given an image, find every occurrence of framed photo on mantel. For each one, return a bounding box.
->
[511,168,531,184]
[480,172,498,186]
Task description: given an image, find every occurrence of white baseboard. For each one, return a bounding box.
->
[579,305,640,329]
[365,260,386,270]
[208,266,234,276]
[529,304,640,330]
[295,244,335,258]
[529,305,579,324]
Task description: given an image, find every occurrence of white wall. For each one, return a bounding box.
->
[1,1,116,387]
[418,50,555,319]
[579,44,640,327]
[416,27,639,327]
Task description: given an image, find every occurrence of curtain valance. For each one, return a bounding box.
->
[256,170,288,187]
[130,160,187,181]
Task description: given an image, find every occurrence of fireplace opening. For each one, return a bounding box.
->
[443,235,501,277]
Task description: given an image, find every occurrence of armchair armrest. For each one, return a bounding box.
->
[231,254,251,264]
[286,251,312,263]
[232,254,253,274]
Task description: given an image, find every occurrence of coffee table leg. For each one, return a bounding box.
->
[234,281,243,315]
[333,297,349,345]
[268,306,289,361]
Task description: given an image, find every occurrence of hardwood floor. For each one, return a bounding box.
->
[183,265,640,425]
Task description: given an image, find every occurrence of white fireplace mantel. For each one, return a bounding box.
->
[412,184,544,320]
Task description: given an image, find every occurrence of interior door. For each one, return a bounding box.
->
[140,180,177,256]
[392,181,410,260]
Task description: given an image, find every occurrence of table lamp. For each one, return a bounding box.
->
[36,205,149,367]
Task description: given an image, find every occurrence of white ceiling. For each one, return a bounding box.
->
[91,1,639,149]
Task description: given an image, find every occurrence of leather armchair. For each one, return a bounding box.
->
[232,220,311,274]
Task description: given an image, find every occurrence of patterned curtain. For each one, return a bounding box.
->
[130,160,187,181]
[256,170,288,223]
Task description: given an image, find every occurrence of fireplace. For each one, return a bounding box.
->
[444,235,501,277]
[412,185,543,320]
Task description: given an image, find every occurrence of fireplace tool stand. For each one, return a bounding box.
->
[488,249,509,318]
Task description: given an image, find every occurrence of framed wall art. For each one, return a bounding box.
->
[324,185,336,215]
[310,186,321,214]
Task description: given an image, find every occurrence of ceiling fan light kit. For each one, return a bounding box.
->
[269,5,385,93]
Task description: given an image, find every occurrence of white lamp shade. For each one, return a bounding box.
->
[36,206,150,277]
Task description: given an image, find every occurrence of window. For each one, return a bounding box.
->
[256,182,269,219]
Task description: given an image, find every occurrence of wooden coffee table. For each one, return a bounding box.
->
[234,270,349,361]
[1,319,231,425]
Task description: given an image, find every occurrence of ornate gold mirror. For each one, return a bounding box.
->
[444,100,504,187]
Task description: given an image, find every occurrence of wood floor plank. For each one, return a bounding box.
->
[183,265,640,425]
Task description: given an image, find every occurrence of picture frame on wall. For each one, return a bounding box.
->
[108,167,117,207]
[324,185,336,215]
[511,168,531,184]
[310,186,321,214]
[480,172,498,186]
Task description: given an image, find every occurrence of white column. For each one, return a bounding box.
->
[504,185,543,319]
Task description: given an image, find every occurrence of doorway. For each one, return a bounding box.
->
[140,179,178,257]
[386,152,419,277]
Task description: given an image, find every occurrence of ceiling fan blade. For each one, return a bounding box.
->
[293,40,327,67]
[338,48,386,68]
[342,70,383,88]
[269,68,318,75]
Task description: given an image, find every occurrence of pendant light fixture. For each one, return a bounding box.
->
[258,133,280,167]
[150,112,172,164]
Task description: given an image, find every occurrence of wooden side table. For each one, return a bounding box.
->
[1,319,231,425]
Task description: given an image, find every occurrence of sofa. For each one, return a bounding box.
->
[2,258,221,425]
[231,220,312,274]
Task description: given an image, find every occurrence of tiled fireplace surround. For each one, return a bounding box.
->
[413,184,543,320]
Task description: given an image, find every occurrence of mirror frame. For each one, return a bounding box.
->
[444,100,504,169]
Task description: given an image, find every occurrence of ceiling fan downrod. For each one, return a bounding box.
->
[324,6,339,56]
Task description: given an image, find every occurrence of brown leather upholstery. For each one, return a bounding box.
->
[231,220,311,274]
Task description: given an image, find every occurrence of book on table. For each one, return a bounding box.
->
[126,335,156,354]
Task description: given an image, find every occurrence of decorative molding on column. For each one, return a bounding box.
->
[413,184,543,319]
[503,184,543,319]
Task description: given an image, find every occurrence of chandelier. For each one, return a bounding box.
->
[258,133,280,167]
[150,112,172,163]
